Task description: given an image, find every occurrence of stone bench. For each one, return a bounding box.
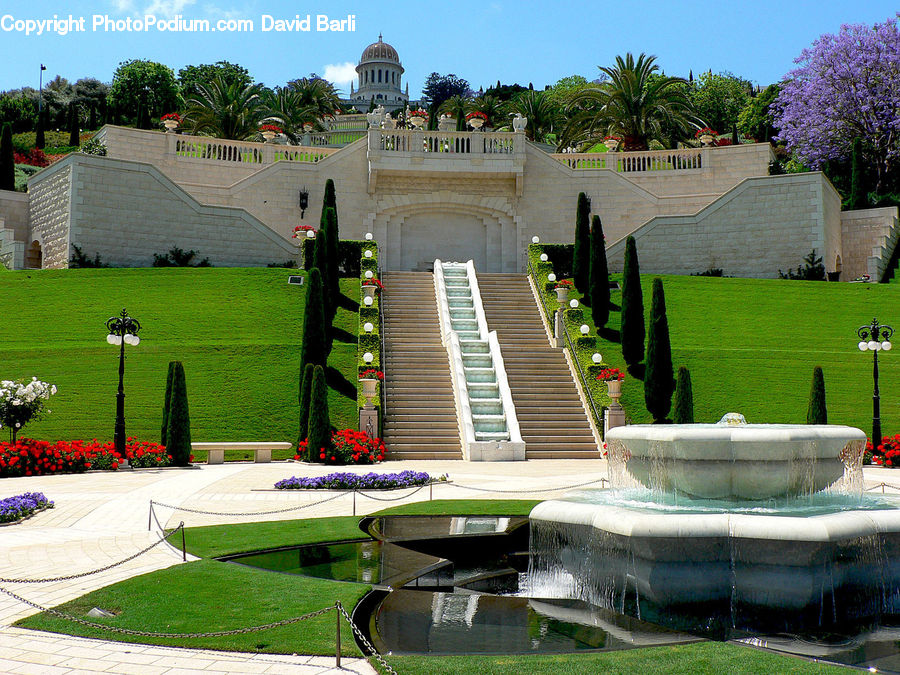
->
[191,442,293,465]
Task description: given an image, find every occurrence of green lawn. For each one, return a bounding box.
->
[529,248,900,433]
[0,268,360,455]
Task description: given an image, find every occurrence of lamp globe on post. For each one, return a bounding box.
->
[106,308,141,467]
[857,317,894,449]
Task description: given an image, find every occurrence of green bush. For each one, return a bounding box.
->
[672,366,694,424]
[306,365,330,461]
[299,268,327,372]
[166,361,192,466]
[589,215,610,330]
[807,366,827,425]
[620,236,645,366]
[161,361,175,445]
[644,278,675,424]
[573,192,591,294]
[297,363,314,450]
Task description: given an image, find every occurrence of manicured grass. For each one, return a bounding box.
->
[529,248,900,432]
[0,268,360,455]
[16,559,368,656]
[373,499,541,516]
[379,643,850,674]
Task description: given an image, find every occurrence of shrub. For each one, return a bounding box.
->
[69,244,108,268]
[620,236,645,366]
[13,148,49,168]
[267,260,297,268]
[589,214,609,330]
[0,438,170,477]
[297,363,314,451]
[165,362,191,466]
[644,278,674,424]
[0,377,57,443]
[691,268,724,277]
[152,247,211,267]
[778,249,825,280]
[161,361,176,445]
[305,365,331,462]
[0,123,14,191]
[300,268,327,371]
[79,137,107,156]
[672,366,694,424]
[807,366,827,424]
[295,429,385,466]
[573,192,591,294]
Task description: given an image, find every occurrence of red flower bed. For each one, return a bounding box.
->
[0,438,171,478]
[14,148,49,168]
[868,434,900,467]
[296,429,386,465]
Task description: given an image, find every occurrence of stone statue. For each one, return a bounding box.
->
[512,113,528,134]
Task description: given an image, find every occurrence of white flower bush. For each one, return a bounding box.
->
[0,378,57,443]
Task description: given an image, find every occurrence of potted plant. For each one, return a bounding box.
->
[292,224,316,242]
[362,277,384,300]
[161,113,180,132]
[695,127,717,146]
[466,111,488,130]
[359,369,384,407]
[554,279,573,304]
[408,110,429,129]
[259,124,282,142]
[603,135,621,151]
[596,367,625,398]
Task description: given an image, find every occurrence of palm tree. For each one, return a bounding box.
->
[263,87,321,143]
[286,77,342,124]
[508,90,561,143]
[560,53,699,151]
[182,77,268,140]
[470,94,506,129]
[439,95,471,131]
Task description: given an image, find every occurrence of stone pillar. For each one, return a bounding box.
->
[605,403,626,436]
[553,309,564,348]
[359,407,379,438]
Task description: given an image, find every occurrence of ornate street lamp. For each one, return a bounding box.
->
[857,317,893,446]
[106,308,141,462]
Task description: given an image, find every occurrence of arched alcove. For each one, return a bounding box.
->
[25,240,42,269]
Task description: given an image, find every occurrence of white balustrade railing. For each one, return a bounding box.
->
[552,147,704,172]
[377,129,519,155]
[171,133,338,166]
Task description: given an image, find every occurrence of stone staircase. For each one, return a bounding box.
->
[381,271,462,460]
[476,273,600,459]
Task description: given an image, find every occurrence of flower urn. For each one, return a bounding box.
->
[699,134,714,146]
[606,379,622,399]
[362,284,377,300]
[555,287,569,304]
[163,119,178,132]
[409,115,426,129]
[360,378,377,406]
[261,130,277,142]
[604,138,619,151]
[468,116,485,130]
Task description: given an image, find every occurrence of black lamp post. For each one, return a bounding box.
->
[857,317,894,446]
[38,64,46,119]
[106,308,141,460]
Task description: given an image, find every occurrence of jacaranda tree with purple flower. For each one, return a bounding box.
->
[773,15,900,192]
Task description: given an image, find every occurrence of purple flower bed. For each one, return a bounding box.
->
[0,492,54,523]
[275,470,445,491]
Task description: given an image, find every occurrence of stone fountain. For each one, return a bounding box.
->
[529,415,900,636]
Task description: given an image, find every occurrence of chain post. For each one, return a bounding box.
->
[430,482,433,501]
[181,522,186,561]
[148,501,153,531]
[335,601,342,668]
[353,490,356,517]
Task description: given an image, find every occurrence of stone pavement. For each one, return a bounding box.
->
[0,459,613,674]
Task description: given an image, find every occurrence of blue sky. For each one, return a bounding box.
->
[1,1,897,97]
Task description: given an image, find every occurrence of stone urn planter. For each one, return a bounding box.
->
[261,130,277,142]
[604,138,619,151]
[555,287,570,304]
[359,378,377,406]
[362,284,377,301]
[606,379,622,400]
[409,115,426,129]
[699,134,714,146]
[163,120,178,132]
[468,116,485,130]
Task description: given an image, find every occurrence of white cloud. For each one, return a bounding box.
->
[111,0,136,12]
[142,0,197,16]
[323,62,358,87]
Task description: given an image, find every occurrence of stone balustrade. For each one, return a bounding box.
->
[171,134,337,165]
[552,147,705,172]
[374,128,521,155]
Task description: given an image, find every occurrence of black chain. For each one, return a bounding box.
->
[355,485,428,502]
[450,477,608,494]
[150,490,345,516]
[336,601,397,675]
[0,524,185,584]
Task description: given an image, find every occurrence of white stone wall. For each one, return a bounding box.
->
[605,173,835,278]
[0,190,30,244]
[840,207,900,281]
[54,154,298,267]
[28,164,71,268]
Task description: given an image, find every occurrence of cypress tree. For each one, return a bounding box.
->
[297,362,315,449]
[68,102,80,147]
[589,215,610,330]
[573,192,591,294]
[322,179,338,238]
[35,109,46,149]
[672,366,694,424]
[160,361,176,445]
[644,278,675,423]
[306,365,331,462]
[313,219,332,324]
[324,206,340,310]
[807,366,827,425]
[731,123,739,146]
[165,361,192,465]
[620,236,645,366]
[300,267,328,372]
[848,138,866,210]
[89,104,98,131]
[0,124,13,192]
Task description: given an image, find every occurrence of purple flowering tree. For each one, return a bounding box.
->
[773,15,900,192]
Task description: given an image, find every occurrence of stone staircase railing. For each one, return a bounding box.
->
[434,259,525,461]
[868,210,900,282]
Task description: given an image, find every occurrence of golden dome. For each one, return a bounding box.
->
[360,34,401,65]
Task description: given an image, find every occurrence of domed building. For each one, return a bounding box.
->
[349,34,409,112]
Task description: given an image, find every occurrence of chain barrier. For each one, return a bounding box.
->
[149,490,345,516]
[355,484,429,502]
[336,601,398,675]
[450,476,608,494]
[0,523,185,584]
[866,482,900,493]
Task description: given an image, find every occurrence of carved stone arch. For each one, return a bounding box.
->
[371,197,520,272]
[25,239,43,269]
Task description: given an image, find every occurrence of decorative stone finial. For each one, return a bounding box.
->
[717,412,747,426]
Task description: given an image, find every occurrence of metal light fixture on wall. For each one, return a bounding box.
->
[298,187,309,219]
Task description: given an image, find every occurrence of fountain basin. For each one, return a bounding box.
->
[607,423,866,499]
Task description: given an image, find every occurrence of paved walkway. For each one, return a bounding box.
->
[0,459,614,674]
